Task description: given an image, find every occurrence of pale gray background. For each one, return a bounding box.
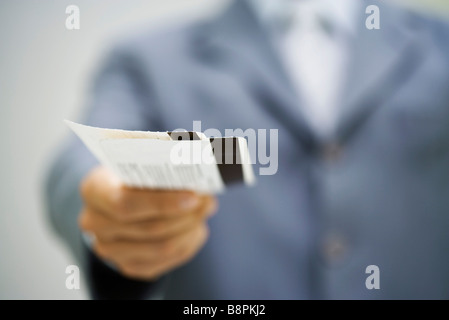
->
[0,0,447,300]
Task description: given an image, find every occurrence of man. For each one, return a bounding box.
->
[46,0,449,299]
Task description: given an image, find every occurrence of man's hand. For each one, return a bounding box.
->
[78,166,217,281]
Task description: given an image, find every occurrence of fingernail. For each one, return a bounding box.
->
[181,195,199,209]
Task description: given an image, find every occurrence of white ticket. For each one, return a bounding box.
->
[65,120,255,194]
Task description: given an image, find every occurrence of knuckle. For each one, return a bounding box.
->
[195,197,218,219]
[160,192,197,215]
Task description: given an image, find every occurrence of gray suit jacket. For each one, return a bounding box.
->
[45,0,449,299]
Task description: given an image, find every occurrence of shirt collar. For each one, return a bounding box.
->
[247,0,360,37]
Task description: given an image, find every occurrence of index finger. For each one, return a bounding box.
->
[81,167,203,222]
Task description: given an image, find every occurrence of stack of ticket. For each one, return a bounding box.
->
[66,121,255,194]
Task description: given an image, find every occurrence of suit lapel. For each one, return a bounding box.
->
[191,0,318,151]
[336,1,430,144]
[192,0,431,150]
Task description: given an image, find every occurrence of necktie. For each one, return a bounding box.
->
[279,1,349,138]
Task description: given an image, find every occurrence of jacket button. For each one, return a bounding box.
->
[321,142,343,163]
[322,234,348,264]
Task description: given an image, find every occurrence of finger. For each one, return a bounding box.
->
[106,214,201,241]
[79,195,217,241]
[116,225,209,280]
[79,207,114,233]
[79,206,193,241]
[81,167,204,222]
[107,195,217,241]
[201,195,219,218]
[93,223,208,262]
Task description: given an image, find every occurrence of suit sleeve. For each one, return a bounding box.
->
[44,44,168,299]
